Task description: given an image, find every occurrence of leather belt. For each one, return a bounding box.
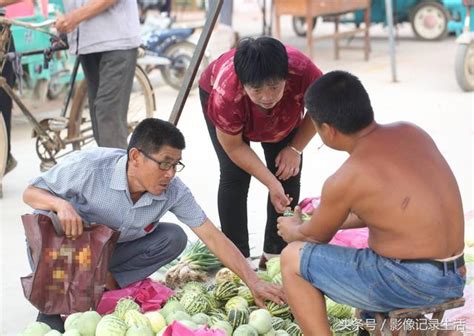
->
[400,254,465,272]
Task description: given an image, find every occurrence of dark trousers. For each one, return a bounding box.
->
[199,88,302,257]
[0,33,15,156]
[109,222,187,287]
[79,48,137,149]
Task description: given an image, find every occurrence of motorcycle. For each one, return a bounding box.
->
[454,0,474,91]
[138,14,209,91]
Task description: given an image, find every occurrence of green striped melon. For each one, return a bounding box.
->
[209,308,226,316]
[271,273,283,285]
[271,316,285,330]
[180,291,211,315]
[208,312,228,326]
[248,306,259,314]
[208,295,222,310]
[192,312,210,325]
[265,301,292,319]
[237,286,254,306]
[224,296,249,313]
[95,315,127,336]
[182,281,207,294]
[233,324,258,336]
[211,320,233,336]
[160,300,185,319]
[114,298,140,320]
[256,271,272,282]
[166,294,180,302]
[213,281,239,302]
[123,310,152,329]
[165,310,192,325]
[227,308,249,329]
[285,322,303,336]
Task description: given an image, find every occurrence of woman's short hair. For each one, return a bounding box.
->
[234,36,288,87]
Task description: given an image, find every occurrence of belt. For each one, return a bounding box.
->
[400,254,465,272]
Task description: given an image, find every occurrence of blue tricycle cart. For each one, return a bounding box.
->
[292,0,467,41]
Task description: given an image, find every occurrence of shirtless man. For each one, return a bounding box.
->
[277,71,466,335]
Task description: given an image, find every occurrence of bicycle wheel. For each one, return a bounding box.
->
[67,64,156,150]
[0,113,7,198]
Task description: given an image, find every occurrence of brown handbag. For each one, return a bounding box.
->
[21,212,120,315]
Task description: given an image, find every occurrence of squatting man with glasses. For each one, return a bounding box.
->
[23,118,286,331]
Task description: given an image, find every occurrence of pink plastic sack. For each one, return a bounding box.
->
[329,228,369,249]
[163,321,225,336]
[96,278,174,314]
[442,283,474,335]
[299,197,369,249]
[299,197,320,214]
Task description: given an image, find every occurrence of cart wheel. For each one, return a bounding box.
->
[292,16,317,37]
[455,41,474,92]
[35,127,59,165]
[410,1,448,41]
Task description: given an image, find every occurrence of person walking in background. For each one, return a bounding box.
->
[198,36,323,269]
[218,0,233,27]
[55,0,141,149]
[0,0,24,175]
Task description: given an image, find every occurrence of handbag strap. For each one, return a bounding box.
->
[35,210,91,236]
[47,211,64,235]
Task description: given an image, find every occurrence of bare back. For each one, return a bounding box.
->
[343,122,464,259]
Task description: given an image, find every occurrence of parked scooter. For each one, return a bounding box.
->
[138,15,209,90]
[455,0,474,91]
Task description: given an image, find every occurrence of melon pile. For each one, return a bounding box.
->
[19,244,360,335]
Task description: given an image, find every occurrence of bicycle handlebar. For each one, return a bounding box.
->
[0,17,57,36]
[5,38,68,59]
[3,33,68,70]
[0,16,68,68]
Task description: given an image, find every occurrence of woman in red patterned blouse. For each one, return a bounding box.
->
[198,37,323,267]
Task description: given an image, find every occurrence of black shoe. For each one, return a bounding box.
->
[258,254,268,270]
[36,312,65,332]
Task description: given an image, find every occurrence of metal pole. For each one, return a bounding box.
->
[385,0,398,82]
[168,0,223,126]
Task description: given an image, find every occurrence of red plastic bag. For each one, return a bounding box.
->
[163,321,226,336]
[96,278,174,314]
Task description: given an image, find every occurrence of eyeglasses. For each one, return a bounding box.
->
[137,148,185,172]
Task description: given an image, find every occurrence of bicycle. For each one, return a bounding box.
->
[0,17,156,197]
